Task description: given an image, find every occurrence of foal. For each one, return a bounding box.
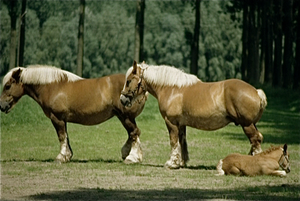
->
[216,144,290,176]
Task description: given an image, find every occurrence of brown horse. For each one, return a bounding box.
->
[120,61,267,169]
[216,144,290,176]
[0,65,147,163]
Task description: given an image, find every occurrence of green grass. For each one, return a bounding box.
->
[1,87,300,200]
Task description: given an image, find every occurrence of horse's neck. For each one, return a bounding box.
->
[261,149,282,161]
[24,84,48,106]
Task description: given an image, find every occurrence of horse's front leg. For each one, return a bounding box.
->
[242,124,263,155]
[117,115,142,164]
[51,115,73,163]
[164,117,182,169]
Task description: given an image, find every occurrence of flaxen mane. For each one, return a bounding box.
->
[128,63,200,88]
[3,65,82,85]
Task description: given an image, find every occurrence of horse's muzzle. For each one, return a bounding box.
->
[0,101,11,113]
[286,167,291,173]
[120,94,132,107]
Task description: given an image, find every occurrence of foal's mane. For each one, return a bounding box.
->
[259,145,283,156]
[139,64,200,88]
[3,65,82,85]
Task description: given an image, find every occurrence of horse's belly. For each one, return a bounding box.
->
[183,113,231,130]
[67,107,114,125]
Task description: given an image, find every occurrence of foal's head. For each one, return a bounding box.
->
[120,61,147,107]
[262,144,290,173]
[0,68,24,113]
[279,144,290,173]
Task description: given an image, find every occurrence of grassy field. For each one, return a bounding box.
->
[1,87,300,200]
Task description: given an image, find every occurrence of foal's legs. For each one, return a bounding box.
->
[117,115,142,163]
[164,117,182,169]
[51,115,73,163]
[242,124,263,155]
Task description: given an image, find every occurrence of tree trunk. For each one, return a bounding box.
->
[134,0,145,63]
[241,2,249,81]
[294,1,300,89]
[247,2,260,84]
[18,0,26,67]
[9,0,18,70]
[282,0,293,88]
[260,2,266,84]
[273,0,283,87]
[264,0,273,84]
[190,0,200,76]
[77,0,85,77]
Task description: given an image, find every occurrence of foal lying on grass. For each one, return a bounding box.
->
[216,144,290,176]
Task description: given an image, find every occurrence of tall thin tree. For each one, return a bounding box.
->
[77,0,85,76]
[190,0,200,76]
[7,0,19,70]
[273,0,283,87]
[18,0,26,67]
[294,1,300,89]
[134,0,145,63]
[282,0,293,88]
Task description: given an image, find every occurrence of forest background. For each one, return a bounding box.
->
[1,0,299,89]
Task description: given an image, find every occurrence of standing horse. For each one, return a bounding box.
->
[0,65,147,163]
[120,61,267,169]
[216,144,290,176]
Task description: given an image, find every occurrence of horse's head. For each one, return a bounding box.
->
[120,61,147,108]
[279,144,290,173]
[0,68,25,113]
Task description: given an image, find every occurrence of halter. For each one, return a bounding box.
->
[122,67,147,105]
[134,68,147,104]
[278,153,290,172]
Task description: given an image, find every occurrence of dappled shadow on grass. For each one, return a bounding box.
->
[27,184,300,201]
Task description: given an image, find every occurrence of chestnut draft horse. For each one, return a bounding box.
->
[120,61,267,169]
[0,65,147,163]
[216,144,290,176]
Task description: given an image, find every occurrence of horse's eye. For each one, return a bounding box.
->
[5,85,11,90]
[126,80,131,87]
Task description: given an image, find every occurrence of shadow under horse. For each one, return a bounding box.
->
[0,65,147,163]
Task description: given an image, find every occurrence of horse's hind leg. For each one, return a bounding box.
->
[179,126,189,167]
[242,124,263,155]
[117,115,142,163]
[51,117,73,163]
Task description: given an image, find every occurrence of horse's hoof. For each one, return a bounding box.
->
[164,160,180,169]
[55,153,72,163]
[124,154,142,164]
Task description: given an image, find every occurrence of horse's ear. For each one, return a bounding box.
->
[12,68,22,83]
[283,144,288,153]
[132,60,138,74]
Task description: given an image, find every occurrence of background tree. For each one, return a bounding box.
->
[3,0,19,70]
[0,0,298,89]
[134,0,145,63]
[295,0,300,89]
[190,0,201,76]
[17,0,26,67]
[282,0,293,88]
[77,0,85,76]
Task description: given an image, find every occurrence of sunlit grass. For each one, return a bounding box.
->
[1,88,299,200]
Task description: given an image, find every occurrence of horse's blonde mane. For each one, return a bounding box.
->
[3,65,82,85]
[139,64,199,88]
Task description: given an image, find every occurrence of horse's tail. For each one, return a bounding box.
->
[257,89,267,110]
[215,159,225,176]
